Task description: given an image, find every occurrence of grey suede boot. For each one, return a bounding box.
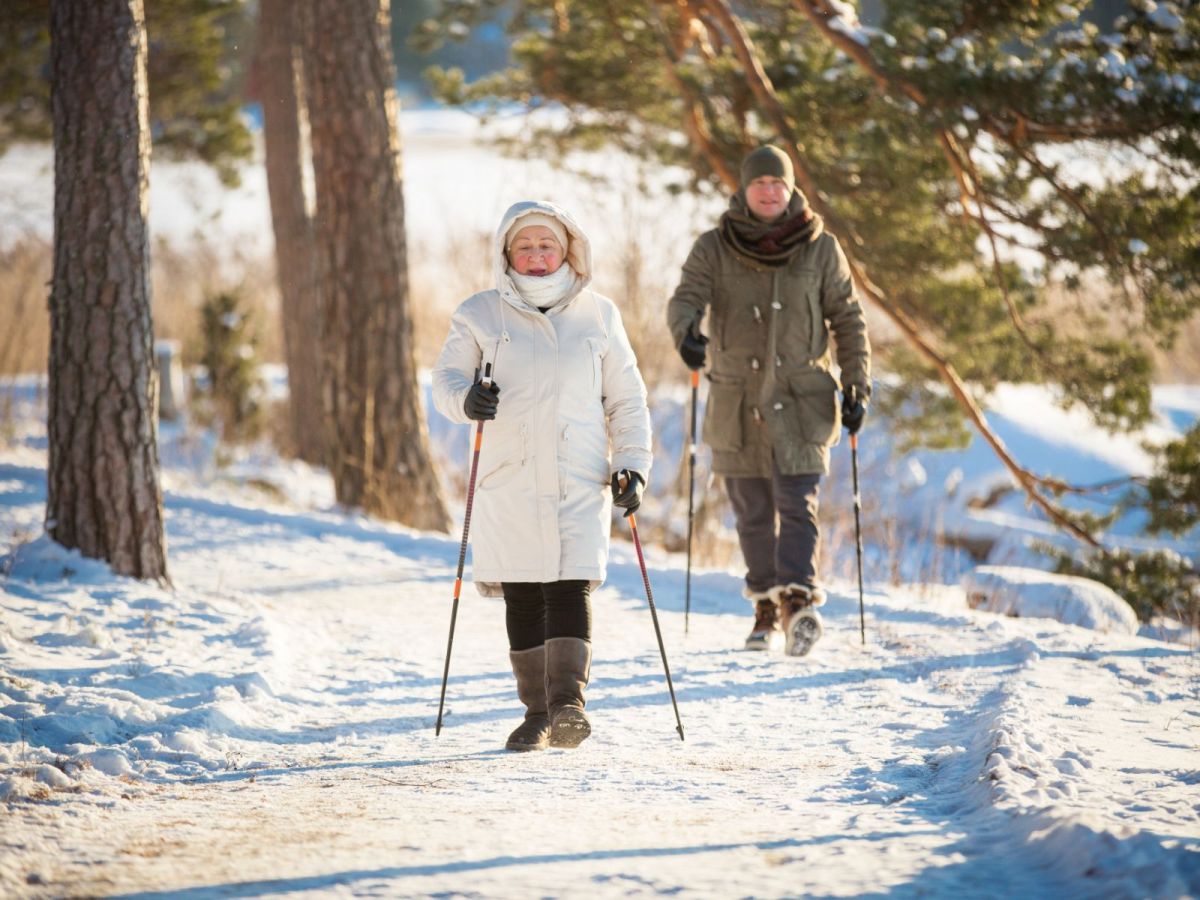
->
[506,645,551,751]
[545,636,592,749]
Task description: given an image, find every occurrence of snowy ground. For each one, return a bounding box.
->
[3,385,1199,898]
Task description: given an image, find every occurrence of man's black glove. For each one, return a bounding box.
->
[611,469,645,517]
[463,379,501,421]
[841,385,868,435]
[678,323,708,371]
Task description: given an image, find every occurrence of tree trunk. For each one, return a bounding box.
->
[47,0,168,580]
[256,0,325,465]
[301,0,450,532]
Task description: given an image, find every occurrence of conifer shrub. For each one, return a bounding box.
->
[195,291,265,442]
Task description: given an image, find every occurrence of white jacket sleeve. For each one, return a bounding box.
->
[431,302,482,427]
[601,302,653,479]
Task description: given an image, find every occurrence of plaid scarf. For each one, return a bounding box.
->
[718,190,824,268]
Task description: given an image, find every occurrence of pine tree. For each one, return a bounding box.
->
[253,0,325,464]
[301,0,452,532]
[47,0,167,581]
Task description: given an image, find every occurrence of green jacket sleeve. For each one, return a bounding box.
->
[667,233,716,348]
[820,234,871,397]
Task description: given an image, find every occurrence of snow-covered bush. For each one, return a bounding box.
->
[1048,546,1199,625]
[962,565,1140,634]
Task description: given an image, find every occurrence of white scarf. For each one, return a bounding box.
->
[508,264,579,311]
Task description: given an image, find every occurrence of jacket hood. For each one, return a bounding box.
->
[494,200,593,307]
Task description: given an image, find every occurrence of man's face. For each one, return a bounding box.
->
[745,176,791,222]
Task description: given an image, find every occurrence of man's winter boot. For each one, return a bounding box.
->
[505,645,551,751]
[778,584,827,657]
[743,588,781,651]
[545,636,592,748]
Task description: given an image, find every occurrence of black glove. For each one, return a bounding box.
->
[610,469,645,517]
[841,385,868,435]
[678,324,708,371]
[463,379,500,421]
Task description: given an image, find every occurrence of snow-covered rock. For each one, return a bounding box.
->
[962,565,1139,634]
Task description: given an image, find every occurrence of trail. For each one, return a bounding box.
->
[4,474,1197,898]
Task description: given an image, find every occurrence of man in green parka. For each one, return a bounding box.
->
[667,145,871,655]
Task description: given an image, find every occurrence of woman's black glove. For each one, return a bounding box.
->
[841,385,868,435]
[611,469,645,517]
[678,324,708,370]
[463,379,500,421]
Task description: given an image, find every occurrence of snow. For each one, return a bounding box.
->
[823,0,894,49]
[1148,4,1185,32]
[962,565,1140,634]
[3,377,1200,896]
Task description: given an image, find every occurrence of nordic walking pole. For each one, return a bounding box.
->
[684,368,700,634]
[622,476,685,741]
[435,362,492,736]
[850,430,866,645]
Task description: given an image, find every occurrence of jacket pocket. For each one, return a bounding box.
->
[783,368,840,446]
[703,373,745,453]
[478,423,528,491]
[586,337,605,395]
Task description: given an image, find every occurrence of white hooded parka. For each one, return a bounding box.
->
[431,201,653,597]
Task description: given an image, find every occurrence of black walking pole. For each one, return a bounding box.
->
[623,478,685,741]
[684,368,699,634]
[850,430,866,645]
[435,363,492,735]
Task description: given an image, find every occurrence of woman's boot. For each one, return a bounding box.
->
[506,645,551,751]
[545,636,592,748]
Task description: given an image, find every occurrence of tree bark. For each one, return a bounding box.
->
[301,0,451,532]
[256,0,324,465]
[47,0,168,580]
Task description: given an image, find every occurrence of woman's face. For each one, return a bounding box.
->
[508,226,565,276]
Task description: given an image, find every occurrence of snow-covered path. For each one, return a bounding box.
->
[3,456,1198,897]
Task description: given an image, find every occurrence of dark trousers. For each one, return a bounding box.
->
[725,464,822,594]
[502,580,592,651]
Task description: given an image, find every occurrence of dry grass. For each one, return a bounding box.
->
[0,235,282,379]
[0,236,52,377]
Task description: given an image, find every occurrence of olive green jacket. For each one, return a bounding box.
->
[667,228,870,477]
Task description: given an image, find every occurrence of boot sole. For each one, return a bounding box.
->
[785,610,823,657]
[505,738,549,752]
[550,709,591,748]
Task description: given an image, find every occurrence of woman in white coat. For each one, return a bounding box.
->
[432,200,653,751]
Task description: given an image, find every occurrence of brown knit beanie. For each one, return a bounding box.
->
[740,145,795,193]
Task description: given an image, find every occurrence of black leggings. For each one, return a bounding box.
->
[502,580,592,651]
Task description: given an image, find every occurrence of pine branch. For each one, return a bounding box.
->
[792,0,1146,312]
[936,129,1037,343]
[650,5,740,188]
